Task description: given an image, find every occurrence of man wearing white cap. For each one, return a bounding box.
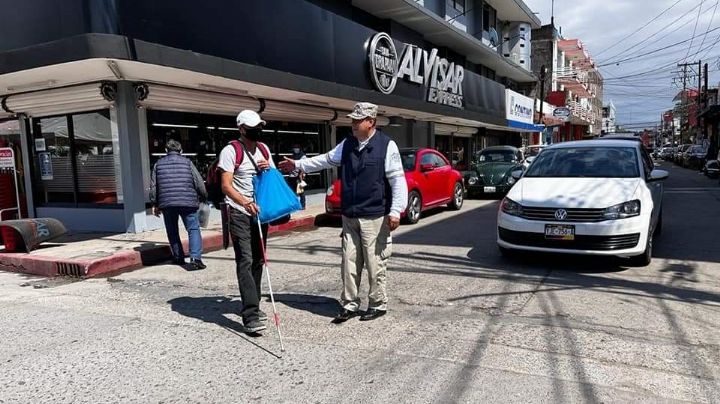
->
[219,110,274,333]
[280,102,408,323]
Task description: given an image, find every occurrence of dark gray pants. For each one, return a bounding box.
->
[229,208,268,323]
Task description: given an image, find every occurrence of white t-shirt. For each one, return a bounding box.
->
[218,142,276,215]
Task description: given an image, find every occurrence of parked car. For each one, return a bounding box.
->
[464,146,525,198]
[682,144,708,170]
[324,148,464,224]
[660,147,676,161]
[703,156,719,178]
[497,139,669,266]
[675,144,691,165]
[522,145,544,168]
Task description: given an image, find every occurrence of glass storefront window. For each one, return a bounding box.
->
[31,110,120,206]
[0,119,25,218]
[146,110,327,195]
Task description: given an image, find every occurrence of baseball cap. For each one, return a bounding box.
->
[347,102,378,120]
[236,110,266,128]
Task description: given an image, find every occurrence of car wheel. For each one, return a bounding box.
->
[449,182,464,210]
[403,191,422,225]
[629,227,653,267]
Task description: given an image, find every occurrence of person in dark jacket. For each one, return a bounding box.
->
[150,139,208,270]
[280,102,408,323]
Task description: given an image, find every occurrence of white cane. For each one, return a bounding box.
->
[255,215,286,353]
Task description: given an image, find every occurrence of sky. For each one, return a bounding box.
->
[522,0,720,130]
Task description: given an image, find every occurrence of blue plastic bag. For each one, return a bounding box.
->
[252,168,302,224]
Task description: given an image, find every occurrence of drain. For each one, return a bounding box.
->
[56,262,85,277]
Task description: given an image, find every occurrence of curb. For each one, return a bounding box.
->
[0,215,318,278]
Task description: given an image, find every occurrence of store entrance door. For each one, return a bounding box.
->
[0,119,26,220]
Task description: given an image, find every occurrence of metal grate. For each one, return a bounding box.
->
[56,262,85,277]
[499,228,640,251]
[520,207,606,223]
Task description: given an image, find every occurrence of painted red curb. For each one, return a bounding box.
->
[0,215,318,278]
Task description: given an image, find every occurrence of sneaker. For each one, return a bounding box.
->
[258,309,269,322]
[244,319,267,333]
[172,257,186,266]
[189,259,206,270]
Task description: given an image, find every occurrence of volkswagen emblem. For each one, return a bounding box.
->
[554,209,568,221]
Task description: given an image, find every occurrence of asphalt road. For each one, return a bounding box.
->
[1,161,719,403]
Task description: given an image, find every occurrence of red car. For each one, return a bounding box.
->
[325,148,465,224]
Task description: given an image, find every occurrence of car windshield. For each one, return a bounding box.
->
[401,152,416,171]
[477,150,516,163]
[524,146,640,178]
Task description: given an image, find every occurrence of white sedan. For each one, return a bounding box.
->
[497,139,668,266]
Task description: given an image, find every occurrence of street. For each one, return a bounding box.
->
[1,164,720,403]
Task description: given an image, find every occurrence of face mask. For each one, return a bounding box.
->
[292,148,301,154]
[244,127,262,141]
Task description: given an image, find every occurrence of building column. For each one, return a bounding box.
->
[114,81,148,233]
[18,116,35,218]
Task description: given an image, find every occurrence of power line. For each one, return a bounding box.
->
[683,0,706,62]
[597,25,720,67]
[690,0,720,60]
[599,1,705,64]
[595,0,685,57]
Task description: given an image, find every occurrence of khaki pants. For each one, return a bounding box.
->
[341,215,392,311]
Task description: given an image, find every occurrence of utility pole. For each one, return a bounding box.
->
[537,65,547,145]
[698,60,702,142]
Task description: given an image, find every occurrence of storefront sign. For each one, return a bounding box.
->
[0,148,14,169]
[39,152,53,180]
[553,107,572,120]
[368,32,465,109]
[505,90,535,125]
[34,138,46,152]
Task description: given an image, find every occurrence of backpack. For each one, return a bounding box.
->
[206,140,270,208]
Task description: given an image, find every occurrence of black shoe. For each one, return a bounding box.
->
[189,259,206,270]
[360,309,387,321]
[258,309,268,322]
[243,319,267,334]
[332,309,359,324]
[172,257,186,266]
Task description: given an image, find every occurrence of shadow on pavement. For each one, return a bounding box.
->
[167,296,281,358]
[269,293,341,318]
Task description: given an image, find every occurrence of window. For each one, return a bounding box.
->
[482,4,497,32]
[452,0,465,13]
[31,110,121,206]
[0,119,25,218]
[431,153,448,167]
[525,147,641,178]
[146,110,326,192]
[421,153,435,166]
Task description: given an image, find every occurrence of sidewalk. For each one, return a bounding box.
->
[0,205,325,278]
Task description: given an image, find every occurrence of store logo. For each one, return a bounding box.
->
[510,95,533,120]
[369,33,399,95]
[368,32,465,109]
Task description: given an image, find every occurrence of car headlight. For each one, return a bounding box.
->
[326,186,334,196]
[603,200,641,220]
[501,197,523,216]
[468,176,478,185]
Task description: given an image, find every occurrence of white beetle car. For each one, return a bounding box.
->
[497,139,669,266]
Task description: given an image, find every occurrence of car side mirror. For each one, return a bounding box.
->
[420,163,435,172]
[511,170,523,179]
[648,169,669,182]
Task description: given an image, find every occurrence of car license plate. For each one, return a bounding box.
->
[483,186,496,193]
[545,225,575,240]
